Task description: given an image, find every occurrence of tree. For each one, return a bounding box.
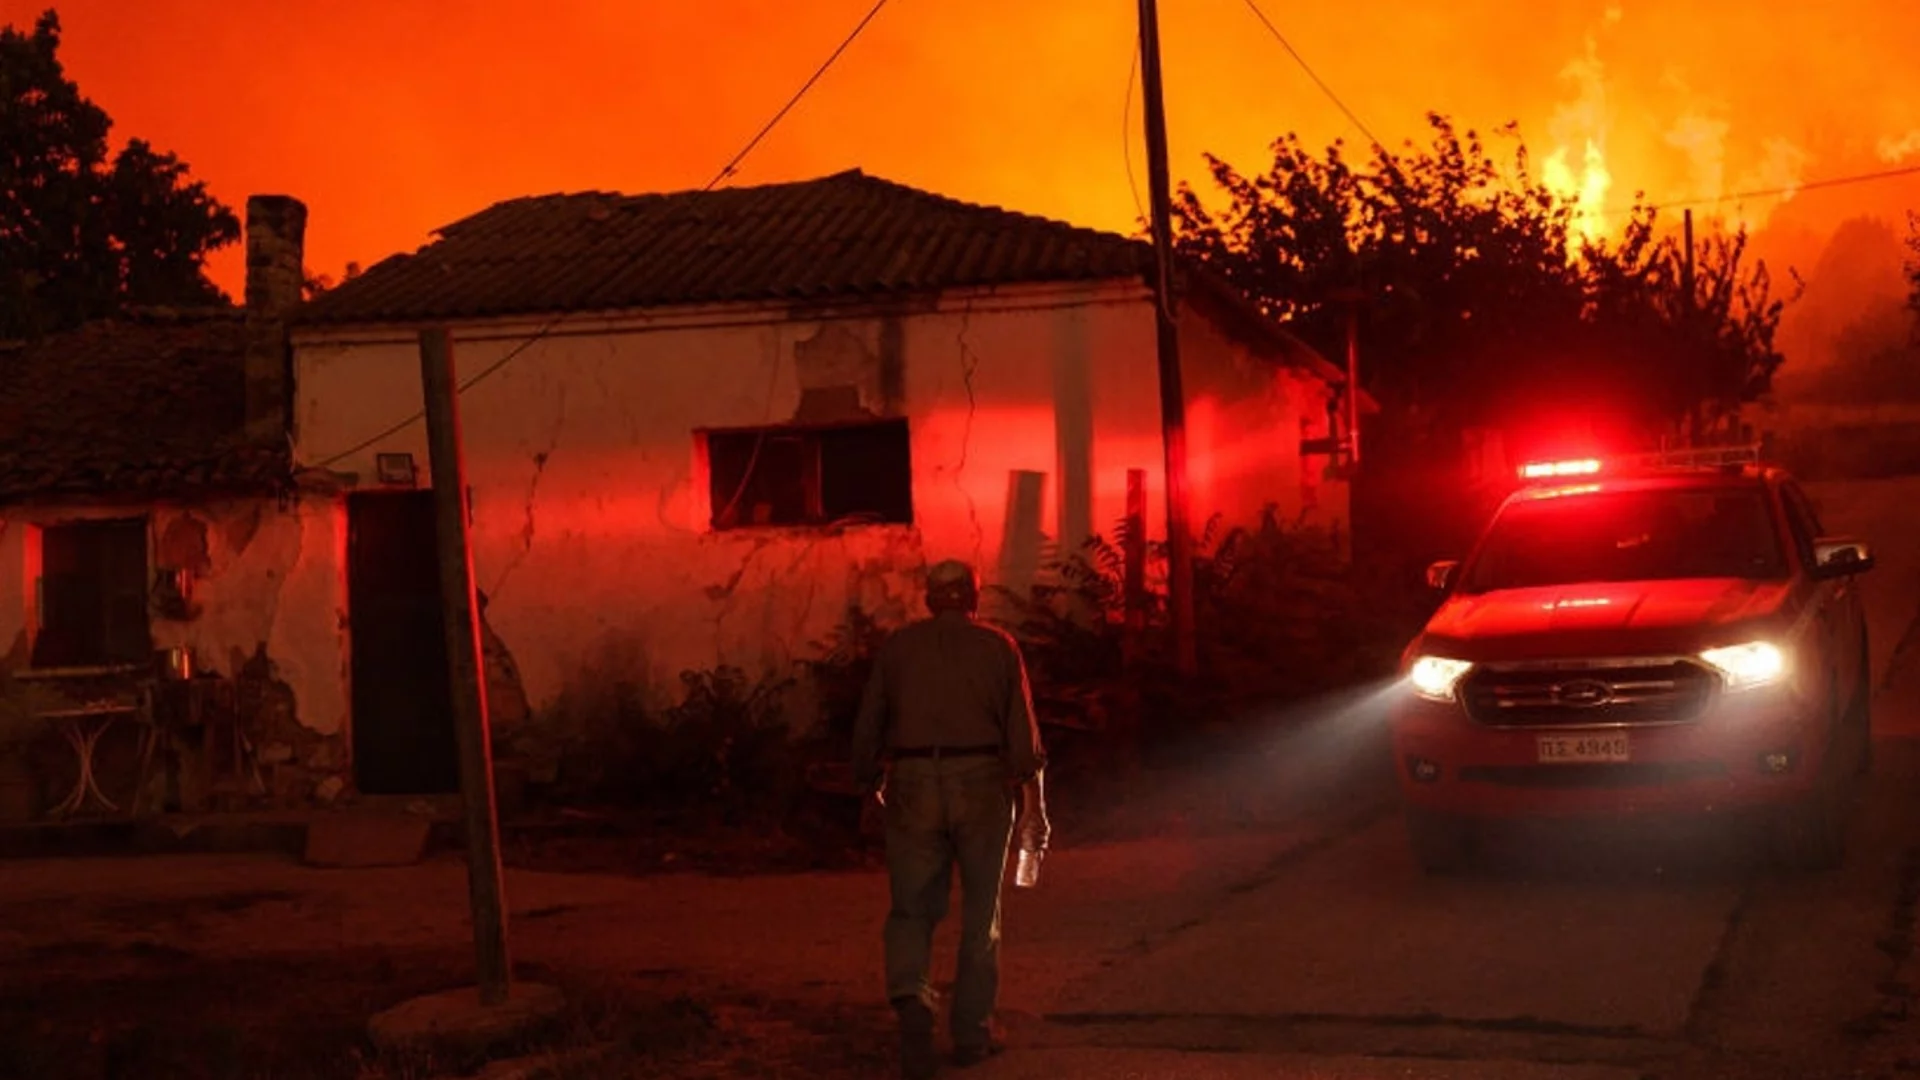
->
[0,10,238,339]
[1172,114,1791,454]
[1907,213,1920,326]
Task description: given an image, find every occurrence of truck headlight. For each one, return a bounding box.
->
[1699,641,1786,691]
[1408,656,1473,702]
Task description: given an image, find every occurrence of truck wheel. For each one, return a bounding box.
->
[1771,776,1846,874]
[1407,809,1476,875]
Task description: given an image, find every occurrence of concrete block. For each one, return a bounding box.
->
[368,982,566,1057]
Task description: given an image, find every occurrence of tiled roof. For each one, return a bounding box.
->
[0,310,289,503]
[297,170,1155,325]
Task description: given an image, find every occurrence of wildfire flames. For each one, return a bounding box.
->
[1539,32,1615,246]
[1534,6,1813,246]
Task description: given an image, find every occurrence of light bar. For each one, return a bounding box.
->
[1519,458,1603,480]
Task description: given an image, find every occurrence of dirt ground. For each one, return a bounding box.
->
[0,719,1374,1080]
[0,877,907,1080]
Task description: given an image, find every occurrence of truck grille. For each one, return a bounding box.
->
[1457,762,1728,788]
[1460,660,1718,728]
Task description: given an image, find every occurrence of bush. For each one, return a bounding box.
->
[651,666,797,824]
[991,506,1423,741]
[538,665,798,827]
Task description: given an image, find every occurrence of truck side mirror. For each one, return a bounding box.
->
[1426,560,1461,591]
[1812,538,1874,578]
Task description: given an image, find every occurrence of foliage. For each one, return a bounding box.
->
[653,666,796,821]
[302,261,362,301]
[990,507,1422,736]
[1908,213,1920,326]
[538,665,798,825]
[0,11,239,339]
[1172,114,1794,447]
[800,603,892,741]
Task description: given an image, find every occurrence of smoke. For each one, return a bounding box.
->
[1775,217,1913,382]
[1658,68,1808,236]
[1664,109,1730,211]
[1881,131,1920,163]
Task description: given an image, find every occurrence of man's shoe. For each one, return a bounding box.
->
[900,1031,938,1080]
[895,998,938,1080]
[953,1040,1004,1068]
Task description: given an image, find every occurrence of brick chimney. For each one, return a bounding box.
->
[243,194,308,445]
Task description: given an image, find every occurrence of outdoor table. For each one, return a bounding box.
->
[18,663,160,819]
[36,700,148,817]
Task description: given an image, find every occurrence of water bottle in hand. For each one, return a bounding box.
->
[1014,842,1043,888]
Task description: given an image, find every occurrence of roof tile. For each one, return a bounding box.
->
[297,170,1153,326]
[0,310,288,503]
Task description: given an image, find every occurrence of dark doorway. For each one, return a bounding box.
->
[348,491,459,795]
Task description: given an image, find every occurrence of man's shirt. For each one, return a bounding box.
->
[851,609,1047,791]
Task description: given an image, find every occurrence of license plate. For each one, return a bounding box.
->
[1537,734,1630,763]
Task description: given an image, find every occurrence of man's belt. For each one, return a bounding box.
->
[889,744,1001,760]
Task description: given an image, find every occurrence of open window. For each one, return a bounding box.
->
[705,419,913,530]
[32,517,151,669]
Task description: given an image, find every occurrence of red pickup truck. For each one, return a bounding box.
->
[1391,448,1876,873]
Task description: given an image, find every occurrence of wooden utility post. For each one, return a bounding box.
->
[1329,286,1367,469]
[418,327,512,1006]
[1681,208,1700,443]
[1135,0,1198,676]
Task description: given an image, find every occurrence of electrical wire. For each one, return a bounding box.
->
[704,0,892,192]
[309,0,894,471]
[1237,0,1391,160]
[1122,43,1147,227]
[1607,161,1920,220]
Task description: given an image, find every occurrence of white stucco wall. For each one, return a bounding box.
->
[1176,300,1347,537]
[0,499,348,737]
[291,282,1340,717]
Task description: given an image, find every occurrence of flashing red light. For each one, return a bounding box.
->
[1519,458,1603,480]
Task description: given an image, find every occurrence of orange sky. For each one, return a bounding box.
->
[9,0,1920,314]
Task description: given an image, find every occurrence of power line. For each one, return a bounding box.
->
[705,0,892,191]
[1607,160,1920,220]
[311,0,893,471]
[1237,0,1390,159]
[1122,42,1147,225]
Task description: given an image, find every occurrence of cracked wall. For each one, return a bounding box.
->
[0,497,351,807]
[291,282,1340,724]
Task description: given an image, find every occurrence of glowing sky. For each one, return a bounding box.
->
[11,0,1920,309]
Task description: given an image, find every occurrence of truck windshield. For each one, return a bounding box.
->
[1461,486,1787,593]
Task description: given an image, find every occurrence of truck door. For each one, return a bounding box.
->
[1780,481,1861,710]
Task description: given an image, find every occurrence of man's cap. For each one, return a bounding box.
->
[926,559,979,592]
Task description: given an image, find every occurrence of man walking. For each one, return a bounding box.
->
[853,559,1050,1079]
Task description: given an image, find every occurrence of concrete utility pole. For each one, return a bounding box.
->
[418,327,512,1005]
[1135,0,1198,676]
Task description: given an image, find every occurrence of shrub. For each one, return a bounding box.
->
[537,665,798,827]
[991,506,1423,740]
